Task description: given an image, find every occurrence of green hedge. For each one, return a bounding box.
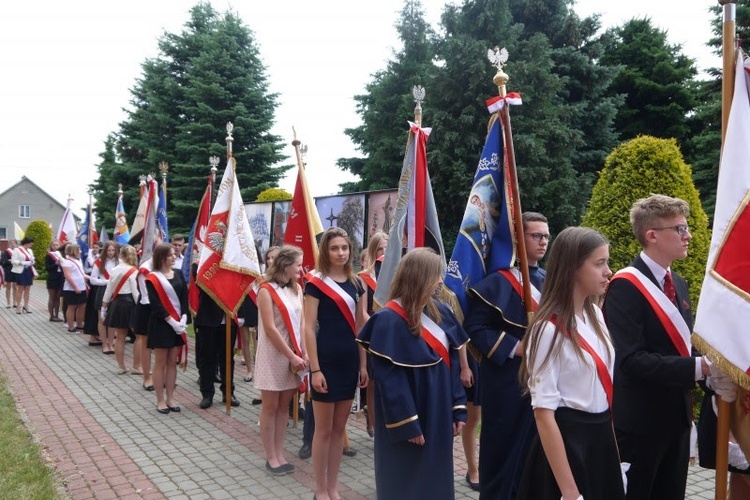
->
[23,220,52,281]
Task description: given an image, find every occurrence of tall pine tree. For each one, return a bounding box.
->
[686,1,750,219]
[92,3,287,234]
[337,0,437,193]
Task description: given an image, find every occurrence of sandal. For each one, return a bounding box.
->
[243,376,253,382]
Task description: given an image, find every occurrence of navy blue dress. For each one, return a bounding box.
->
[306,278,363,403]
[358,302,468,500]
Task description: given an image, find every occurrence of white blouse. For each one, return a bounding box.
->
[527,306,615,413]
[102,263,139,304]
[61,258,87,292]
[89,258,117,286]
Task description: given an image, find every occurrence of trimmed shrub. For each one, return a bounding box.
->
[255,188,292,202]
[23,220,53,280]
[582,136,710,305]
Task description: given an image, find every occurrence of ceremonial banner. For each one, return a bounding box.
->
[99,226,109,243]
[444,112,515,315]
[56,197,77,244]
[185,176,212,315]
[77,204,98,258]
[284,149,324,275]
[373,122,445,307]
[157,183,169,243]
[138,176,161,264]
[113,195,130,244]
[692,52,750,457]
[13,221,25,241]
[196,157,261,315]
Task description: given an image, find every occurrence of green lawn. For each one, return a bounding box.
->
[0,373,60,500]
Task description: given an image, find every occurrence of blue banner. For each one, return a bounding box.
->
[77,204,92,257]
[444,115,515,315]
[113,196,130,244]
[157,184,169,243]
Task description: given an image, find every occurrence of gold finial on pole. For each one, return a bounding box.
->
[117,183,123,197]
[291,126,307,168]
[159,161,169,201]
[412,85,425,126]
[488,46,510,98]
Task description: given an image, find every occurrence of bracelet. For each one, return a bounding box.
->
[311,369,321,374]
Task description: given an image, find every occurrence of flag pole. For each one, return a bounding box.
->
[491,47,534,320]
[225,122,234,415]
[715,2,736,498]
[159,161,169,204]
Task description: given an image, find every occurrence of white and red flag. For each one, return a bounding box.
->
[284,142,324,275]
[692,51,750,456]
[373,122,445,306]
[56,196,77,244]
[196,157,261,316]
[186,176,212,315]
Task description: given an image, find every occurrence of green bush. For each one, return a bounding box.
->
[582,136,710,306]
[23,220,52,281]
[255,187,292,202]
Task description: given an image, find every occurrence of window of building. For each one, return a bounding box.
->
[19,205,30,218]
[0,227,6,240]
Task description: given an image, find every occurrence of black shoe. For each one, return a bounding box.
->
[298,443,312,460]
[199,397,213,409]
[279,463,295,474]
[168,406,181,413]
[465,473,480,491]
[343,447,357,457]
[265,461,287,476]
[156,407,170,414]
[252,398,262,405]
[143,384,155,392]
[222,395,240,407]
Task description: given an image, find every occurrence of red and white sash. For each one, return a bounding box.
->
[306,270,357,335]
[66,257,88,290]
[111,267,137,299]
[551,315,614,410]
[261,282,303,357]
[358,271,377,292]
[4,248,12,258]
[498,268,541,310]
[146,271,188,367]
[18,247,38,278]
[47,251,62,263]
[385,299,452,368]
[94,258,111,280]
[610,267,691,357]
[248,281,259,305]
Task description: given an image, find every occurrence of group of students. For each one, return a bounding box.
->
[3,192,747,500]
[454,194,746,500]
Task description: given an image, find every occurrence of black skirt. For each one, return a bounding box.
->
[3,267,16,283]
[517,407,625,500]
[63,289,88,305]
[106,295,135,329]
[134,303,151,335]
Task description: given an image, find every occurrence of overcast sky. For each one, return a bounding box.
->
[0,1,720,221]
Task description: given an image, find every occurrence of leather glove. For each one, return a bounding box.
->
[167,317,182,334]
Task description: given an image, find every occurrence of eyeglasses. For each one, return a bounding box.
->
[527,233,550,242]
[652,225,690,236]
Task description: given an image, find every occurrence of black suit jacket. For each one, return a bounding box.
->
[603,255,695,436]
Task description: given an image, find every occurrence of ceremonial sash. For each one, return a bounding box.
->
[261,282,303,357]
[146,271,188,367]
[4,248,12,258]
[358,271,377,292]
[93,259,111,280]
[66,257,87,290]
[306,271,357,335]
[498,268,541,310]
[610,267,691,357]
[550,315,614,410]
[248,282,259,305]
[111,267,137,299]
[385,299,451,368]
[19,247,39,278]
[47,251,61,263]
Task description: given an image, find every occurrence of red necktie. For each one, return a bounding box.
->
[663,271,676,305]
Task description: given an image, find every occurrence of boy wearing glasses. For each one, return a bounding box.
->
[464,211,549,499]
[604,194,710,500]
